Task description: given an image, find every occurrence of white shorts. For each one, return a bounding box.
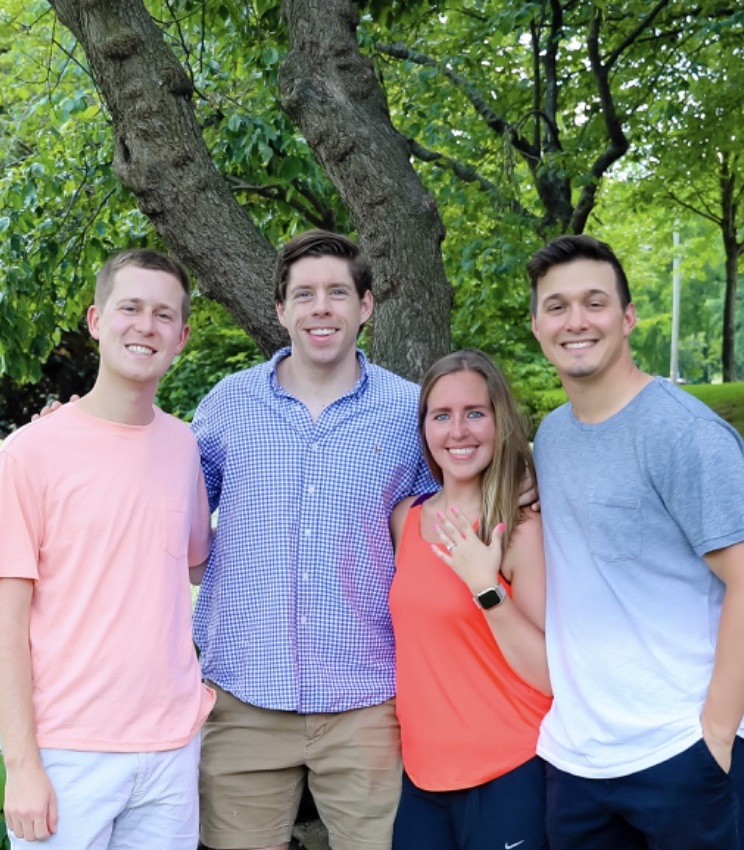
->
[9,734,200,850]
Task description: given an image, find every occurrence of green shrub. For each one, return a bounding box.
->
[519,382,744,440]
[0,752,9,850]
[683,383,744,438]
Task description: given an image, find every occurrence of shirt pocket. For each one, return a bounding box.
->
[164,498,189,560]
[585,497,641,561]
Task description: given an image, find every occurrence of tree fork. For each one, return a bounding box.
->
[279,0,452,380]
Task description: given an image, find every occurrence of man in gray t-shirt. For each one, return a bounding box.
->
[528,234,744,850]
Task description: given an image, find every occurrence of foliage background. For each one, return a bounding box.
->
[0,1,743,436]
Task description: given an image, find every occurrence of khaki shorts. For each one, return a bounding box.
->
[199,684,401,850]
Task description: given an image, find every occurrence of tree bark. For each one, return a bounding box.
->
[47,0,452,381]
[720,155,738,382]
[47,0,285,357]
[279,0,451,379]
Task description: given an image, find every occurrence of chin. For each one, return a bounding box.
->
[562,362,600,379]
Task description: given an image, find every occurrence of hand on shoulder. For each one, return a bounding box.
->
[31,395,81,423]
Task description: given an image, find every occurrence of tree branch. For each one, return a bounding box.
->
[604,0,672,70]
[47,0,283,356]
[407,138,539,225]
[572,6,630,233]
[375,40,539,161]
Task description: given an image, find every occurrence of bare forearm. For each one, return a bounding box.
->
[702,583,744,742]
[0,579,59,839]
[484,600,551,695]
[0,600,39,768]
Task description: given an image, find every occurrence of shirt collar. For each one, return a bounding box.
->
[268,347,370,402]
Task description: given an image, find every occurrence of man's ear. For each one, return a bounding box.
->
[623,302,637,338]
[360,290,374,324]
[87,304,101,340]
[175,323,190,355]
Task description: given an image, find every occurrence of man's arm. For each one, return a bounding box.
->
[188,466,214,587]
[701,540,744,772]
[0,577,58,842]
[189,560,207,586]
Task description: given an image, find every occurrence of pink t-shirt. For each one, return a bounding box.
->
[0,403,214,752]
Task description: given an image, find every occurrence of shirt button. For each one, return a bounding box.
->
[311,443,319,451]
[304,528,311,537]
[307,485,315,494]
[300,615,308,625]
[302,572,309,581]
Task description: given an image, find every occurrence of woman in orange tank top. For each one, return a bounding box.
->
[389,349,551,850]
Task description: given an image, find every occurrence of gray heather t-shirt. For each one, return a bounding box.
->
[535,377,744,778]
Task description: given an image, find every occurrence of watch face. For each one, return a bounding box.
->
[477,586,505,610]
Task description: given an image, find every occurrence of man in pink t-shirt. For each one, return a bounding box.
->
[0,249,214,849]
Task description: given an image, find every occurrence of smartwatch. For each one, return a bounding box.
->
[473,583,507,610]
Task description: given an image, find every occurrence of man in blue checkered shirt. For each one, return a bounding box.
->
[191,230,437,850]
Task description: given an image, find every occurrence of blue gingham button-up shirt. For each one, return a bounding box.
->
[191,348,435,713]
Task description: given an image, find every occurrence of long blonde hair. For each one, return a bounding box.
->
[418,350,534,551]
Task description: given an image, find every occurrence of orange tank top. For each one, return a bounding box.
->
[389,501,552,791]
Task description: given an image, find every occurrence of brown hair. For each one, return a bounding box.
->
[95,249,191,321]
[418,349,534,550]
[527,234,631,314]
[273,229,372,304]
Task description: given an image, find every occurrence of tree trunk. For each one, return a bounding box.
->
[279,0,451,379]
[47,0,452,381]
[47,0,285,357]
[720,157,738,382]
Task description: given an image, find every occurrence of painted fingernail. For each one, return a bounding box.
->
[496,522,506,532]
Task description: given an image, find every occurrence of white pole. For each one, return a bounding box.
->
[670,227,681,382]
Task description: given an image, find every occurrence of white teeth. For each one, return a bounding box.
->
[309,329,336,336]
[564,341,594,350]
[126,345,154,355]
[449,448,475,456]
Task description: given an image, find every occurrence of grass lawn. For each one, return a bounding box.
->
[527,381,744,439]
[683,383,744,437]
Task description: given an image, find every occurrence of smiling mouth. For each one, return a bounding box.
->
[448,447,477,457]
[126,344,155,355]
[562,341,595,350]
[308,328,337,337]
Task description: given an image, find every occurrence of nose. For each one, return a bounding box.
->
[450,414,469,439]
[312,291,331,314]
[564,303,588,332]
[135,310,156,334]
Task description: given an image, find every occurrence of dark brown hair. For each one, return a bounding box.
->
[273,229,372,304]
[527,234,631,314]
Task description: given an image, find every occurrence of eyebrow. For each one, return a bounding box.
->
[289,281,353,292]
[542,287,610,303]
[115,298,177,312]
[428,404,489,414]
